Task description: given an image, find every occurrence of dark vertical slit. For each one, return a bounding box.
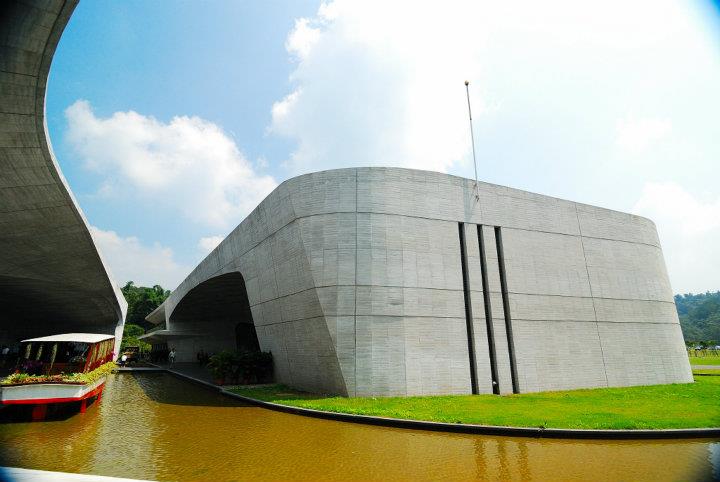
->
[458,223,479,394]
[477,225,500,394]
[495,226,519,394]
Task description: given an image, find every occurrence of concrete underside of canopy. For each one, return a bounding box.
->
[151,273,258,362]
[0,1,126,347]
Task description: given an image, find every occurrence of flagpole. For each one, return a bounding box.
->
[464,80,479,198]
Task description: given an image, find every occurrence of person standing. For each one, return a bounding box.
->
[0,345,8,367]
[169,348,176,365]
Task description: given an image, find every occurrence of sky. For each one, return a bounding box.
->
[46,0,720,294]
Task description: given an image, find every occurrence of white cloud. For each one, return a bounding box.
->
[286,18,321,60]
[616,116,672,154]
[633,182,720,294]
[65,100,277,229]
[90,226,190,290]
[270,0,720,220]
[270,0,488,174]
[198,235,224,253]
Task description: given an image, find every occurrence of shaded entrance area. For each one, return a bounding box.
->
[154,272,259,363]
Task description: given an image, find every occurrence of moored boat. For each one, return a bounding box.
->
[0,333,116,421]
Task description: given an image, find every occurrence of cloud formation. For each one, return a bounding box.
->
[90,226,190,289]
[197,235,224,253]
[66,100,277,229]
[270,0,719,182]
[270,0,486,174]
[633,182,720,294]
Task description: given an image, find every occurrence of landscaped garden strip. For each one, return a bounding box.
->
[0,361,117,385]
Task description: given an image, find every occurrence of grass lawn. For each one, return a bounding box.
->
[689,355,720,365]
[229,375,720,430]
[693,367,720,376]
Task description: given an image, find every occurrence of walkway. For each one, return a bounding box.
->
[692,365,720,370]
[0,467,152,482]
[152,362,215,384]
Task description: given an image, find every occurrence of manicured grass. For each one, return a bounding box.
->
[229,376,720,430]
[689,355,720,365]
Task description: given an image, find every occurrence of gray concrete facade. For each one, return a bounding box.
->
[1,0,126,348]
[151,167,691,396]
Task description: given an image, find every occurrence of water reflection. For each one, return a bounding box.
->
[0,374,717,481]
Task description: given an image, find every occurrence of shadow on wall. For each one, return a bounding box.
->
[164,272,260,363]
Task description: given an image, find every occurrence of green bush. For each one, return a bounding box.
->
[234,350,273,384]
[207,351,235,381]
[64,361,117,384]
[207,350,273,384]
[0,361,117,386]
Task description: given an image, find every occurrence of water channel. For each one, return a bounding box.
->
[0,373,718,481]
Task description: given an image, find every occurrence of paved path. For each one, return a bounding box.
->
[152,362,215,384]
[692,365,720,370]
[0,467,152,482]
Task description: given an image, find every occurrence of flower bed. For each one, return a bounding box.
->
[1,361,117,386]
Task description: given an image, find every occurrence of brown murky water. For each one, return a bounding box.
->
[0,373,718,481]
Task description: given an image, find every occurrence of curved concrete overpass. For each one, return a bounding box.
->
[149,167,691,397]
[0,1,126,347]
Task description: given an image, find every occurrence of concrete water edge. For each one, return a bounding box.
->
[155,366,720,440]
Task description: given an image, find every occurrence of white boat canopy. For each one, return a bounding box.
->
[21,333,115,344]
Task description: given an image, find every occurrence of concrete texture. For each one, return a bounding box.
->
[0,1,126,348]
[151,167,692,397]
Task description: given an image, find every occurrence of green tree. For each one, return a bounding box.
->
[675,291,720,344]
[121,281,171,330]
[120,323,151,352]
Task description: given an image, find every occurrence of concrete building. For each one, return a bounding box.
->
[1,0,126,348]
[1,0,690,396]
[147,167,692,396]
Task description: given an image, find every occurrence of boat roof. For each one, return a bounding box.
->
[21,333,115,344]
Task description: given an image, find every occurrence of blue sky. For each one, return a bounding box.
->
[47,0,720,293]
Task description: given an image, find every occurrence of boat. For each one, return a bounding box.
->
[0,333,116,421]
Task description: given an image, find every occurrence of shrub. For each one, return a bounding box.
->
[235,350,273,384]
[207,350,273,384]
[0,361,117,386]
[207,351,235,381]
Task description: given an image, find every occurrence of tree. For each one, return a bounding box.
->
[675,291,720,344]
[121,281,171,330]
[120,323,151,352]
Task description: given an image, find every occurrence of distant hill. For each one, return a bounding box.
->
[675,291,720,344]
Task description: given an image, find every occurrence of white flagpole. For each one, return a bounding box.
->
[465,80,479,199]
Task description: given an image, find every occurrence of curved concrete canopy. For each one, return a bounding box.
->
[0,0,126,345]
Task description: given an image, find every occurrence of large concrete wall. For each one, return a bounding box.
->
[0,0,126,348]
[154,167,691,396]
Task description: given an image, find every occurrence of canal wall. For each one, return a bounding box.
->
[155,366,720,440]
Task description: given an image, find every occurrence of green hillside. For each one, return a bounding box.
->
[676,291,720,344]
